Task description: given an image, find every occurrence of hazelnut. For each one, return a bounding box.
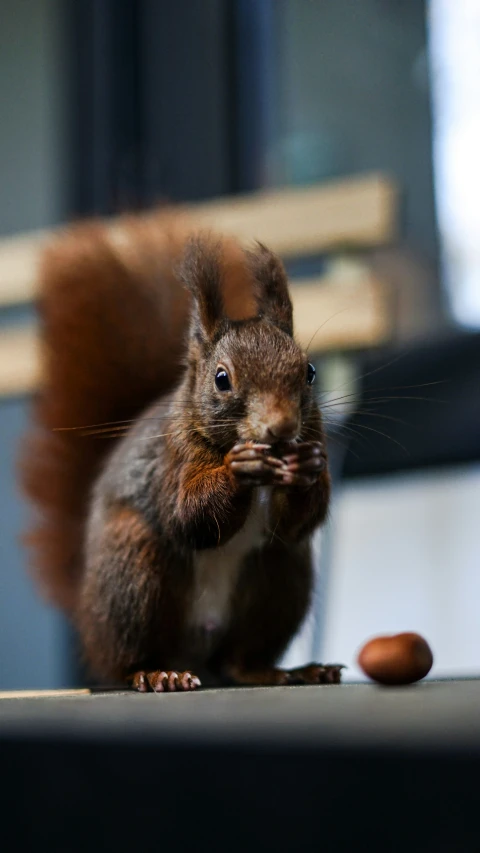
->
[357,632,433,685]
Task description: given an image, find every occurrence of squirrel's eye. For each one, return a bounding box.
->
[306,362,316,385]
[215,368,231,392]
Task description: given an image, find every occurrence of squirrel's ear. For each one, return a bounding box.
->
[248,242,293,336]
[180,236,225,342]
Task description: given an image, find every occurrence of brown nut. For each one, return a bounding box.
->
[357,632,433,685]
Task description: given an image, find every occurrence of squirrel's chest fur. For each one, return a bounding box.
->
[188,487,271,634]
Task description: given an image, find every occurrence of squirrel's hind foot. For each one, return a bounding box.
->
[131,670,201,693]
[225,663,344,687]
[283,663,344,685]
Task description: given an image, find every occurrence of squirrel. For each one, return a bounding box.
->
[20,211,342,692]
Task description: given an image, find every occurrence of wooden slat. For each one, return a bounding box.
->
[0,230,47,306]
[293,265,390,351]
[0,173,397,308]
[0,689,91,700]
[0,326,41,396]
[0,265,390,397]
[191,172,398,257]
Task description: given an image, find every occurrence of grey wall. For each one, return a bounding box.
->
[0,0,70,687]
[0,398,67,689]
[0,0,69,236]
[270,0,437,262]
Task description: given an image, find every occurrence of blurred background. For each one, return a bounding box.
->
[0,0,479,688]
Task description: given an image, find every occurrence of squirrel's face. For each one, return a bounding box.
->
[195,321,317,447]
[181,234,320,449]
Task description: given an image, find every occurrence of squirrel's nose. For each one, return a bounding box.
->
[267,417,299,442]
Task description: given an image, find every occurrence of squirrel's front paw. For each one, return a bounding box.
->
[225,442,285,487]
[278,441,327,487]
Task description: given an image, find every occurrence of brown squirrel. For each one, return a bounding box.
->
[20,211,342,691]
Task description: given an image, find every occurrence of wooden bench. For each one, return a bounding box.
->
[0,171,397,397]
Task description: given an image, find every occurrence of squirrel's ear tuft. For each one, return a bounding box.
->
[179,235,225,342]
[247,242,293,336]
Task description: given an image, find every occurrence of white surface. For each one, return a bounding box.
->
[429,0,480,328]
[322,464,480,680]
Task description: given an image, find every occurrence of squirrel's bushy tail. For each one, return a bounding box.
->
[19,213,191,612]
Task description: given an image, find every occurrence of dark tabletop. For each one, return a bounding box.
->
[1,680,479,852]
[1,679,479,750]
